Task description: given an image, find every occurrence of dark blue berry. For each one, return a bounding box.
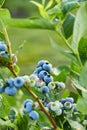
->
[66,97,74,103]
[0,51,9,58]
[41,86,49,94]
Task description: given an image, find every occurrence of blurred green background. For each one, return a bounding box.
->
[3,0,69,75]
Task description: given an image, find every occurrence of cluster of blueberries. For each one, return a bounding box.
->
[0,41,17,64]
[0,60,65,96]
[23,99,39,120]
[46,97,78,117]
[22,97,78,120]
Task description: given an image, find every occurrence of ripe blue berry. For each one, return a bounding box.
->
[44,75,53,84]
[29,110,39,120]
[37,60,46,67]
[33,67,42,74]
[6,78,14,86]
[0,51,9,58]
[38,70,48,80]
[23,99,33,108]
[14,77,25,88]
[5,86,17,96]
[0,87,5,93]
[0,42,7,51]
[59,98,66,104]
[66,97,74,103]
[41,86,49,94]
[25,102,33,113]
[42,63,52,71]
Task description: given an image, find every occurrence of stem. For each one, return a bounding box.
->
[3,27,12,61]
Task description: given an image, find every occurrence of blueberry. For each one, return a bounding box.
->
[23,99,33,108]
[41,86,49,94]
[0,42,7,51]
[5,86,17,96]
[0,51,9,58]
[42,63,52,71]
[55,108,62,116]
[44,75,53,84]
[64,101,72,110]
[25,102,33,113]
[0,87,5,93]
[59,98,66,104]
[14,77,25,88]
[66,97,74,103]
[29,110,39,120]
[37,60,46,67]
[33,67,42,74]
[72,103,78,112]
[38,70,48,80]
[48,82,55,90]
[6,78,14,86]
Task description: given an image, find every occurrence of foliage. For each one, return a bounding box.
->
[0,0,87,130]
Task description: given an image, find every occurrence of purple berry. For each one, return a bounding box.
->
[29,110,39,120]
[5,86,17,96]
[41,86,49,94]
[14,77,25,88]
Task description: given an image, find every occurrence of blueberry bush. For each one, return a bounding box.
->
[0,0,87,130]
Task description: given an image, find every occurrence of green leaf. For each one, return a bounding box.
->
[4,18,56,30]
[50,38,76,61]
[62,13,75,39]
[0,118,17,130]
[79,62,87,89]
[54,70,67,82]
[31,1,49,19]
[77,92,87,114]
[0,95,10,118]
[0,0,5,8]
[45,0,53,10]
[62,1,80,14]
[78,37,87,64]
[68,119,85,130]
[0,8,11,20]
[16,113,29,130]
[72,3,87,51]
